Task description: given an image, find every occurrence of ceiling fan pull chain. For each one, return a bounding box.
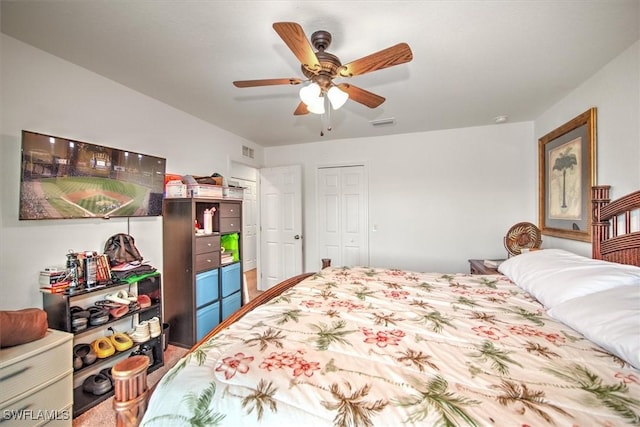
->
[320,97,329,136]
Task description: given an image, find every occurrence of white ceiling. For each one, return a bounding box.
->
[2,1,638,147]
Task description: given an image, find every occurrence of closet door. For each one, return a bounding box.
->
[317,165,369,267]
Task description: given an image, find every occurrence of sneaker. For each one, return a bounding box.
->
[148,317,161,338]
[128,321,150,343]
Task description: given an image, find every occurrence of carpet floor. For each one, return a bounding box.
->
[72,344,189,426]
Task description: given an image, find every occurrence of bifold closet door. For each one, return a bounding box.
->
[317,165,369,267]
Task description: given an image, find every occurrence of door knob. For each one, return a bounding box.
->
[294,235,301,240]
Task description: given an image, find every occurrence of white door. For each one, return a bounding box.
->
[235,178,257,271]
[230,163,259,273]
[318,165,369,267]
[259,165,303,290]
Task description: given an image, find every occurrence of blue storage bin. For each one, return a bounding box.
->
[222,291,241,321]
[221,263,241,297]
[196,302,220,341]
[196,269,219,308]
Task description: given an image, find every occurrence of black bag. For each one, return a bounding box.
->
[104,233,143,266]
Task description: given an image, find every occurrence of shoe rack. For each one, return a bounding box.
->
[41,274,164,417]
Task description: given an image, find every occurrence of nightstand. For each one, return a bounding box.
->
[468,259,502,275]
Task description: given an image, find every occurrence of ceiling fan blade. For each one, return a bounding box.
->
[339,43,413,77]
[293,102,309,115]
[233,78,303,88]
[337,83,385,108]
[273,22,321,73]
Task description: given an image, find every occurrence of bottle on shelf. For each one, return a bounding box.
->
[66,251,80,289]
[203,208,213,234]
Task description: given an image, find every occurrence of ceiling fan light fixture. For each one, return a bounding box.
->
[306,96,325,114]
[299,82,321,106]
[327,86,349,110]
[234,22,413,124]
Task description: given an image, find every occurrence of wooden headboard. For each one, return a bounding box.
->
[592,185,640,266]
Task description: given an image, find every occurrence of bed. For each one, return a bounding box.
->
[141,185,640,426]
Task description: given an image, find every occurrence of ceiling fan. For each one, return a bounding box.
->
[233,22,413,116]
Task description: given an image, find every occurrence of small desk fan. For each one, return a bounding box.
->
[504,222,542,257]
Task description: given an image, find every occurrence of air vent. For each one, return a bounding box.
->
[242,145,255,159]
[369,118,396,127]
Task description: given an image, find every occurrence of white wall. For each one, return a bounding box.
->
[264,122,537,273]
[0,35,262,310]
[534,41,640,256]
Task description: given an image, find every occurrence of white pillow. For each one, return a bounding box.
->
[498,249,640,308]
[548,285,640,369]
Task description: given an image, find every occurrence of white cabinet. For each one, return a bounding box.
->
[0,329,73,426]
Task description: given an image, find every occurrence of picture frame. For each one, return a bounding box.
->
[538,108,597,242]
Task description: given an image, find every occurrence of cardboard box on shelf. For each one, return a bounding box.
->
[165,182,187,198]
[39,270,66,286]
[181,175,224,198]
[188,184,223,198]
[164,173,187,198]
[164,173,183,185]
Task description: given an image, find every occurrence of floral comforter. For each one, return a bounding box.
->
[142,267,640,426]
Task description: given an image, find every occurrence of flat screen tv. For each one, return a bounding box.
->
[20,130,166,220]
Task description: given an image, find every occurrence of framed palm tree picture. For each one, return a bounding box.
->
[538,108,597,242]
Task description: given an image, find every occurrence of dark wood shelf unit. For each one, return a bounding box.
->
[41,274,164,417]
[163,197,243,348]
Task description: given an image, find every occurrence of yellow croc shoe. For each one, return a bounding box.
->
[92,337,115,359]
[109,332,133,352]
